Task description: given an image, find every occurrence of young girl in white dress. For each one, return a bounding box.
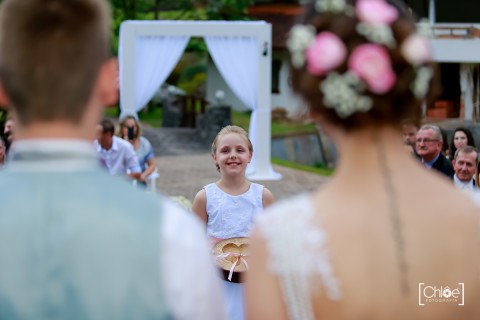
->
[192,125,275,320]
[245,0,480,319]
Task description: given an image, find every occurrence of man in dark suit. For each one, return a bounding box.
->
[416,124,454,177]
[451,145,478,190]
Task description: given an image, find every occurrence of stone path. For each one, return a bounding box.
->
[142,126,209,156]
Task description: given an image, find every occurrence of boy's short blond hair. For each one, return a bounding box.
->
[0,0,111,125]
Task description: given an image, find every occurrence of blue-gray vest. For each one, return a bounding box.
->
[0,150,170,319]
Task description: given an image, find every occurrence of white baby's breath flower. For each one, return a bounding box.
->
[170,195,193,211]
[316,0,355,15]
[356,23,396,48]
[411,67,433,99]
[287,24,316,68]
[401,33,431,66]
[416,19,434,39]
[320,72,373,118]
[315,0,346,12]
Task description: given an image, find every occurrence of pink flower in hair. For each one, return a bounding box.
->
[306,32,347,76]
[356,0,398,25]
[401,34,431,65]
[348,44,396,94]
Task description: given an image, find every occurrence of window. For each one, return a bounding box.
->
[272,59,282,94]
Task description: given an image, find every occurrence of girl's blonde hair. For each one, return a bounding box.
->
[211,125,253,154]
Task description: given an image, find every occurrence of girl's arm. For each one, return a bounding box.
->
[192,189,208,224]
[262,187,275,208]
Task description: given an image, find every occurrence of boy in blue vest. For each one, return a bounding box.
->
[0,0,225,319]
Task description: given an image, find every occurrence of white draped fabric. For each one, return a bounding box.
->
[460,64,474,121]
[118,20,281,180]
[205,36,260,171]
[119,34,190,119]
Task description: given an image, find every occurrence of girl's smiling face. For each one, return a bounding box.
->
[213,133,252,175]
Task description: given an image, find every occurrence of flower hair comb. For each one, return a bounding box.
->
[288,0,434,118]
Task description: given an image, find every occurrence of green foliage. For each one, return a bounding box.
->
[206,0,253,20]
[138,106,163,128]
[185,38,208,53]
[178,73,207,95]
[167,51,208,94]
[110,1,251,54]
[0,109,7,125]
[179,64,207,82]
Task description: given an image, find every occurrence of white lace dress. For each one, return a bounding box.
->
[256,194,342,320]
[204,182,264,320]
[205,182,264,239]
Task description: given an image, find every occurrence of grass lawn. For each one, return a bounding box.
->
[272,158,334,176]
[138,107,163,128]
[232,110,316,137]
[107,107,316,137]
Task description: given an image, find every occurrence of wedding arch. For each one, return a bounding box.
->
[118,20,281,180]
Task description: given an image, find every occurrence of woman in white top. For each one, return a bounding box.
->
[245,0,480,319]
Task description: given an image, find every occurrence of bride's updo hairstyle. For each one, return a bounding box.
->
[288,0,438,132]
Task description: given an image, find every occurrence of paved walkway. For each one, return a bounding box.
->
[143,127,210,156]
[142,126,330,201]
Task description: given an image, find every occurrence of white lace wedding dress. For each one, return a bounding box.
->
[256,194,342,320]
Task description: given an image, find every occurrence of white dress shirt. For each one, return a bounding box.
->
[94,136,141,175]
[453,174,476,191]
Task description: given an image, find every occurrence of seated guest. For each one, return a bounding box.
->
[3,115,14,155]
[448,127,476,160]
[451,145,478,191]
[440,127,450,158]
[119,115,157,184]
[416,124,454,177]
[0,137,5,167]
[95,118,141,179]
[401,119,418,148]
[401,119,419,156]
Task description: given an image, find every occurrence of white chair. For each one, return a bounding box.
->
[127,168,160,192]
[147,168,160,193]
